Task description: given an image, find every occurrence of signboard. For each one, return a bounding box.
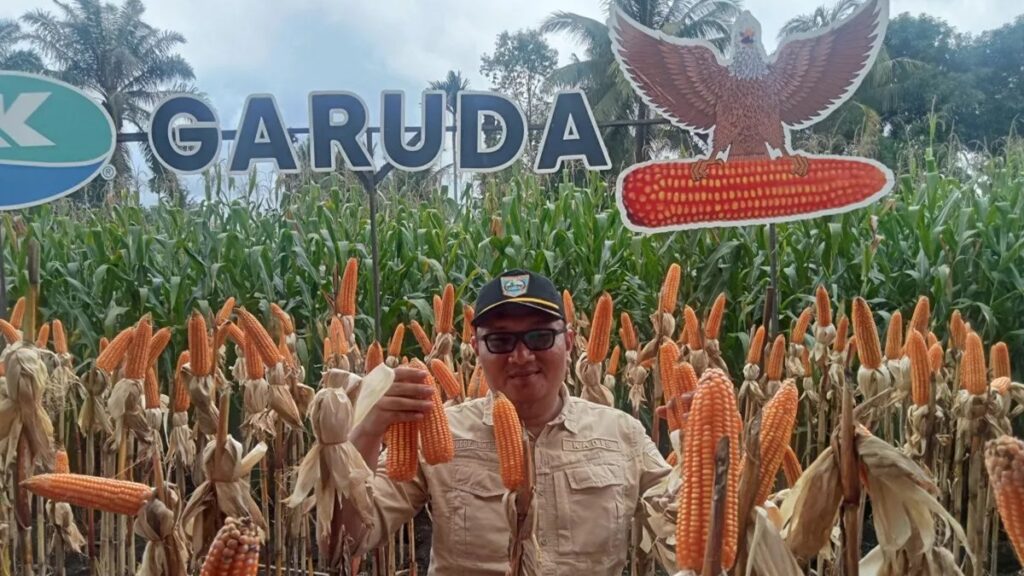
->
[0,0,892,230]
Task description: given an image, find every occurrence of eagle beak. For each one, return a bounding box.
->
[741,28,755,44]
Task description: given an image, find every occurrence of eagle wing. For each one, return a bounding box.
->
[769,0,888,129]
[609,7,729,133]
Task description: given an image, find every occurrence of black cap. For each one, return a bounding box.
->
[472,269,565,326]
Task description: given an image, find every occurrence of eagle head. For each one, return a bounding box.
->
[728,11,769,79]
[731,12,764,50]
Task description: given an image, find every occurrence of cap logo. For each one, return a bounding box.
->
[501,274,529,297]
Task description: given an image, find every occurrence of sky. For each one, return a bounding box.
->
[3,0,1022,202]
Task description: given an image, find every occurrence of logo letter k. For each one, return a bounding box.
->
[0,93,55,148]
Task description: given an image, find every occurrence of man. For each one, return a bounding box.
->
[344,269,675,575]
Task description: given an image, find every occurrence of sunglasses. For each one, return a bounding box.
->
[480,327,567,354]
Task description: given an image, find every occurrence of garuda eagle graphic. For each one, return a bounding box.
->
[609,0,888,180]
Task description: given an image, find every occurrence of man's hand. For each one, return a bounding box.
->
[352,365,436,441]
[655,391,695,425]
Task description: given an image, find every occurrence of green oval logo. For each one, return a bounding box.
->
[0,71,116,208]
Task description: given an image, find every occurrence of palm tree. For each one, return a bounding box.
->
[21,0,196,205]
[777,0,860,38]
[428,70,470,201]
[0,19,44,72]
[540,0,742,167]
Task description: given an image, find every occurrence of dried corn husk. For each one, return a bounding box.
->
[78,368,113,437]
[106,374,155,456]
[575,354,613,407]
[265,363,302,429]
[185,364,218,437]
[180,434,268,558]
[624,350,649,414]
[167,410,194,472]
[44,349,79,423]
[780,443,842,560]
[744,506,802,576]
[0,343,55,468]
[136,490,188,576]
[45,501,85,554]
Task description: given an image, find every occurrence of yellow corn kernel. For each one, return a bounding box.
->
[928,343,944,375]
[677,370,741,571]
[147,327,172,366]
[950,310,967,351]
[439,283,455,335]
[815,285,832,328]
[746,325,766,366]
[144,367,160,410]
[96,327,133,373]
[659,342,682,431]
[562,290,576,325]
[660,263,681,314]
[365,341,384,373]
[388,324,406,359]
[851,298,882,370]
[608,345,621,377]
[705,293,726,340]
[53,319,68,355]
[35,322,50,349]
[21,473,154,516]
[54,450,70,474]
[215,296,235,326]
[243,328,265,380]
[410,359,454,465]
[587,292,613,363]
[188,311,212,377]
[885,310,904,360]
[766,334,786,381]
[992,377,1011,396]
[430,359,464,402]
[224,322,245,348]
[619,313,638,351]
[985,435,1024,566]
[907,331,930,407]
[410,320,432,355]
[791,307,812,346]
[462,305,475,343]
[782,445,803,488]
[384,421,419,482]
[433,295,442,333]
[173,351,191,412]
[991,342,1011,380]
[124,316,152,380]
[270,303,294,336]
[329,316,348,356]
[756,381,799,505]
[909,295,930,337]
[833,316,849,353]
[237,308,283,367]
[683,305,702,350]
[10,296,25,330]
[962,332,987,395]
[676,362,698,395]
[493,391,525,490]
[200,516,261,576]
[339,257,359,316]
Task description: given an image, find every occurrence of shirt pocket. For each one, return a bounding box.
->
[554,462,627,555]
[448,465,509,563]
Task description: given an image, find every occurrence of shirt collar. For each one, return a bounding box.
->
[483,383,578,433]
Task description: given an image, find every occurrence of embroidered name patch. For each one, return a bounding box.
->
[562,438,620,452]
[455,439,497,451]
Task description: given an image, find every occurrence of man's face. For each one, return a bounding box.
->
[471,305,573,406]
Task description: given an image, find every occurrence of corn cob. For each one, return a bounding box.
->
[848,337,858,365]
[243,329,264,380]
[329,316,348,356]
[215,296,235,326]
[659,342,683,431]
[237,308,283,367]
[224,322,245,348]
[992,377,1011,396]
[322,337,333,362]
[792,308,813,346]
[755,381,799,504]
[677,362,699,394]
[188,311,213,377]
[35,322,49,349]
[278,336,293,368]
[907,331,930,407]
[852,297,882,369]
[0,319,18,344]
[433,296,442,332]
[926,332,938,350]
[746,325,766,366]
[909,296,930,337]
[99,336,109,353]
[147,327,171,367]
[928,343,944,374]
[619,158,890,228]
[430,359,464,401]
[439,283,456,335]
[962,332,987,395]
[339,257,359,316]
[985,435,1024,565]
[269,304,293,337]
[407,359,454,465]
[833,316,849,353]
[52,319,68,355]
[22,473,154,515]
[782,445,803,487]
[608,346,621,377]
[388,324,405,358]
[410,320,432,354]
[173,351,191,412]
[660,263,681,314]
[145,367,160,410]
[200,516,262,576]
[885,311,903,360]
[587,293,613,362]
[950,310,967,351]
[124,316,153,380]
[705,293,726,340]
[384,421,419,482]
[766,334,786,381]
[562,290,576,325]
[54,450,70,474]
[620,313,638,351]
[815,285,832,327]
[96,327,133,373]
[468,365,482,398]
[365,341,384,372]
[677,369,741,571]
[683,305,701,350]
[462,305,475,343]
[493,391,525,490]
[991,342,1011,380]
[10,296,25,330]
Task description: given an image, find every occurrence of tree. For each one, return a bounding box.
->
[428,70,470,200]
[480,28,558,129]
[540,0,741,168]
[0,19,44,72]
[21,0,196,205]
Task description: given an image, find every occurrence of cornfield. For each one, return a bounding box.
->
[0,139,1022,575]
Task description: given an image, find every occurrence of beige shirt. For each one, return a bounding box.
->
[357,385,674,575]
